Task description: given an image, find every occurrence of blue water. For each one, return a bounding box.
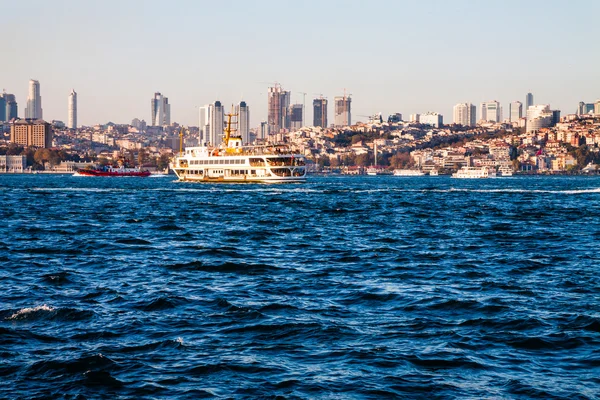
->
[1,174,599,399]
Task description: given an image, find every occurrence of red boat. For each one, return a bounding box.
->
[75,166,151,177]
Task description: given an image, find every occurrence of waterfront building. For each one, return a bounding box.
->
[267,85,291,134]
[209,101,224,146]
[236,101,250,144]
[480,101,501,122]
[0,155,27,172]
[10,119,53,148]
[334,95,351,127]
[151,92,170,126]
[290,104,303,131]
[313,98,328,128]
[453,103,476,126]
[420,112,443,127]
[510,101,523,123]
[68,89,77,129]
[24,79,43,120]
[526,92,534,111]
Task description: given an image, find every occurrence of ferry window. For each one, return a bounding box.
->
[251,170,255,175]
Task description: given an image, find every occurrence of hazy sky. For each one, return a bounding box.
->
[3,0,599,127]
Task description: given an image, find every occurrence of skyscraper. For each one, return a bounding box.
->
[236,101,250,144]
[453,103,476,126]
[290,104,303,130]
[480,101,501,122]
[509,101,523,122]
[526,92,534,111]
[267,85,291,134]
[4,94,17,120]
[68,89,77,129]
[25,79,42,119]
[313,98,328,128]
[199,105,211,144]
[209,101,224,145]
[0,94,6,122]
[334,95,351,126]
[151,92,170,126]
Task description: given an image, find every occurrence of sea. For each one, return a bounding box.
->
[0,174,599,399]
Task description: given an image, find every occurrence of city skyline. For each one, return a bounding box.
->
[2,1,599,127]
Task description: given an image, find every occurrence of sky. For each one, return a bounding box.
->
[3,0,599,127]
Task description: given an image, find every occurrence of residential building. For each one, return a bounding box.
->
[420,112,443,127]
[526,92,534,111]
[334,95,351,127]
[313,98,328,128]
[68,89,77,129]
[151,92,170,126]
[236,101,250,144]
[209,101,224,145]
[10,119,53,148]
[267,85,291,134]
[481,101,501,122]
[290,104,303,130]
[510,101,522,123]
[24,79,43,119]
[453,103,476,126]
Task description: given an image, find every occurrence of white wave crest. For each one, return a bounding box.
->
[7,304,55,320]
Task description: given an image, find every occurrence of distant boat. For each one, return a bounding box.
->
[429,169,439,176]
[75,165,151,177]
[498,166,513,177]
[393,169,425,176]
[367,166,392,176]
[452,166,489,179]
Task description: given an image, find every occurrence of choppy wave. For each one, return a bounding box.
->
[1,174,599,398]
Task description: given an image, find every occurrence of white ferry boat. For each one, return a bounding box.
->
[171,111,306,183]
[393,169,425,176]
[498,166,513,177]
[366,166,392,176]
[451,166,489,179]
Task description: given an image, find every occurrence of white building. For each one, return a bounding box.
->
[420,112,443,127]
[25,79,42,119]
[510,101,522,123]
[151,92,170,126]
[334,96,351,127]
[526,104,553,133]
[453,103,476,126]
[68,89,77,129]
[409,114,420,123]
[480,101,501,123]
[236,101,250,144]
[0,155,27,172]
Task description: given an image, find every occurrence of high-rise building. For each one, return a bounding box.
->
[313,98,328,128]
[236,101,250,144]
[453,103,476,126]
[199,105,211,144]
[595,100,600,115]
[151,92,170,126]
[209,101,224,145]
[259,122,268,140]
[480,100,501,122]
[334,95,351,126]
[10,119,53,147]
[25,79,42,120]
[289,104,303,131]
[410,114,420,123]
[68,89,77,129]
[420,112,443,127]
[510,101,523,123]
[267,85,291,134]
[5,94,18,120]
[526,104,558,132]
[525,92,534,111]
[0,94,6,122]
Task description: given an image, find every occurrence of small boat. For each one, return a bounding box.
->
[429,169,439,176]
[75,165,151,177]
[498,166,513,177]
[367,166,392,176]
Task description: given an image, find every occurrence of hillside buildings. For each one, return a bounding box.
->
[151,92,170,126]
[453,103,476,126]
[10,119,53,148]
[24,79,43,120]
[313,98,328,128]
[68,89,77,129]
[334,95,351,127]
